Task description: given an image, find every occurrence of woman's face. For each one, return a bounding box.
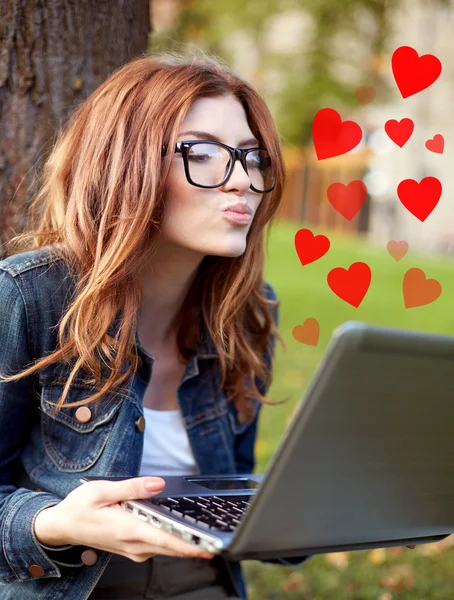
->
[160,94,264,259]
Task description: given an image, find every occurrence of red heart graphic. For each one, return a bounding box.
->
[327,262,372,308]
[295,228,330,266]
[392,46,442,99]
[327,181,368,221]
[355,86,376,106]
[403,268,442,308]
[425,134,444,154]
[397,177,442,221]
[312,108,363,160]
[387,240,409,261]
[292,319,320,347]
[384,118,414,147]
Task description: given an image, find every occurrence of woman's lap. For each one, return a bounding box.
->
[88,552,241,599]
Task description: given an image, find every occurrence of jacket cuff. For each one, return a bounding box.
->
[36,541,87,567]
[2,491,83,582]
[33,503,88,568]
[37,542,75,552]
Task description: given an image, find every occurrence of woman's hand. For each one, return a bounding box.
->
[34,477,214,562]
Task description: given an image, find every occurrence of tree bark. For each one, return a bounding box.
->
[0,0,151,255]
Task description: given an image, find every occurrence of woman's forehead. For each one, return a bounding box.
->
[179,95,255,144]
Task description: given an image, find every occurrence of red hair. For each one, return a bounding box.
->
[1,49,288,422]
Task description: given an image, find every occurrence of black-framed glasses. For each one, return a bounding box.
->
[161,140,276,193]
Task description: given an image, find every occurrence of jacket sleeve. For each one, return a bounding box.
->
[0,269,85,583]
[234,280,311,568]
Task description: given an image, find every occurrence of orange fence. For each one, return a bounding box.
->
[279,145,373,235]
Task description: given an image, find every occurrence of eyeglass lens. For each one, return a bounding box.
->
[187,142,275,192]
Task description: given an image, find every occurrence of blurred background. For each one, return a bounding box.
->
[2,0,454,597]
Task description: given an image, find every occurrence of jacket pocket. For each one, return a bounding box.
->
[40,383,127,472]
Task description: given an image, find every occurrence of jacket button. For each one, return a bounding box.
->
[28,564,45,577]
[135,416,146,432]
[81,549,98,566]
[75,407,92,423]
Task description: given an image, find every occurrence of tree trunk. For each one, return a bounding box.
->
[0,0,151,255]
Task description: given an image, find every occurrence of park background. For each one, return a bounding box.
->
[2,0,454,598]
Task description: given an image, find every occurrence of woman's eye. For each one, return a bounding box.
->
[188,154,209,162]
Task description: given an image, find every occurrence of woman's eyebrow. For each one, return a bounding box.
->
[178,129,259,147]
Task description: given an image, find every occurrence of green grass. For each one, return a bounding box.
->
[243,220,454,599]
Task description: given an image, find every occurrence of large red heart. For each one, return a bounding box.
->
[392,46,442,99]
[294,228,330,266]
[327,181,367,221]
[312,108,363,160]
[384,118,414,147]
[397,177,442,221]
[327,262,372,308]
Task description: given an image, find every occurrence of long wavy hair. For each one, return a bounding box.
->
[0,49,288,422]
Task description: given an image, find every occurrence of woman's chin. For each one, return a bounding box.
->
[211,245,246,258]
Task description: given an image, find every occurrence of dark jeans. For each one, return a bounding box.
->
[88,552,241,599]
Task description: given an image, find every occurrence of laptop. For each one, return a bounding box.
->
[81,320,454,560]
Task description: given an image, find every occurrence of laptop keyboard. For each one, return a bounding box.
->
[151,495,252,532]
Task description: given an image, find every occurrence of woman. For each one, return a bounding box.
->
[0,50,306,599]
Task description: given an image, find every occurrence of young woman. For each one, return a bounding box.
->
[0,50,308,599]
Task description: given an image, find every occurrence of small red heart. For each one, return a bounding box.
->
[327,262,372,308]
[294,228,330,266]
[425,134,444,154]
[292,319,320,346]
[355,86,376,106]
[387,240,409,261]
[327,181,368,221]
[397,177,442,221]
[392,46,442,98]
[403,268,442,308]
[384,118,414,147]
[312,108,363,160]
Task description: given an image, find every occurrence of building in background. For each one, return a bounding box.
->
[361,0,454,256]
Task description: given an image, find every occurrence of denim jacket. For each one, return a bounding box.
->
[0,246,309,600]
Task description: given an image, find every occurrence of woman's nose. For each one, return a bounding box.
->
[221,158,251,192]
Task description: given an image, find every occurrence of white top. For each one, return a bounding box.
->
[138,407,198,476]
